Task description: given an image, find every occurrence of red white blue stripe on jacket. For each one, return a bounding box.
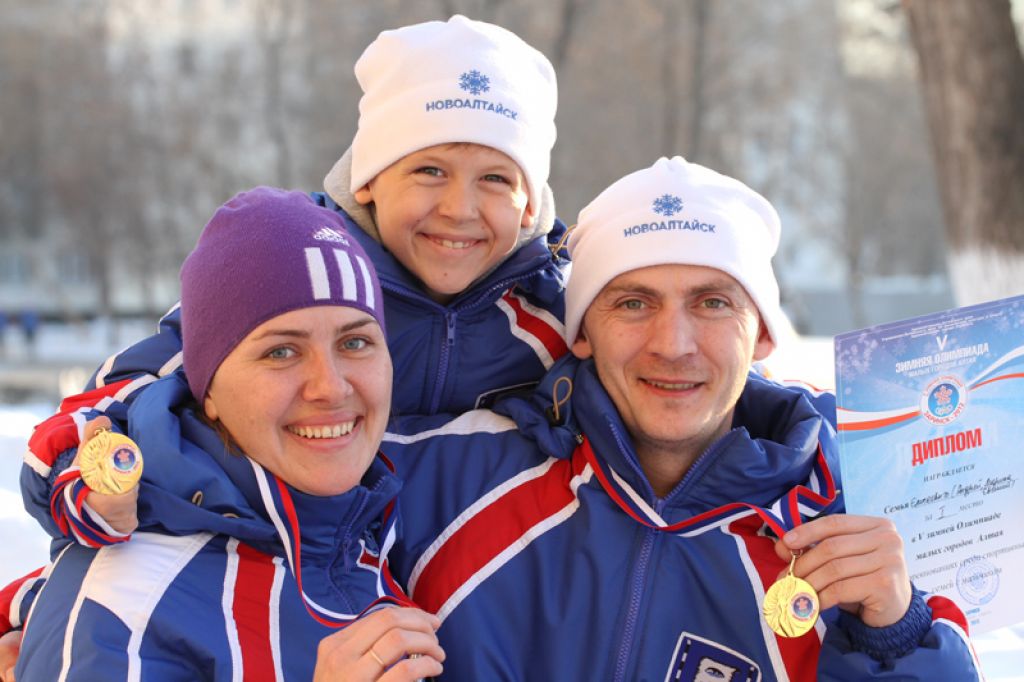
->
[394,425,841,681]
[249,457,411,627]
[18,461,410,681]
[19,532,299,681]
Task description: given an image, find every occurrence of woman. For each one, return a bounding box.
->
[15,188,443,681]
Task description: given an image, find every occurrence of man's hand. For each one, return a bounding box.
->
[313,607,444,681]
[75,417,139,535]
[0,631,21,682]
[777,514,912,628]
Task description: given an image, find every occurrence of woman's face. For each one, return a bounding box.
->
[203,306,392,496]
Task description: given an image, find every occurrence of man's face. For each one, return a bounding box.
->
[355,143,533,303]
[572,264,773,462]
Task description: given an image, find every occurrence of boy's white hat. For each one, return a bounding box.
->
[346,15,557,212]
[564,157,788,349]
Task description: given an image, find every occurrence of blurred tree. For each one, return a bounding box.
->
[254,0,300,188]
[0,3,49,244]
[44,5,141,333]
[550,0,582,70]
[903,0,1024,304]
[840,74,946,328]
[684,0,710,158]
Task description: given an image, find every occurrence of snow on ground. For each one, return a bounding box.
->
[0,317,161,582]
[0,403,55,583]
[0,323,1020,675]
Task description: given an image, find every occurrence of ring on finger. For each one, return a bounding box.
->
[369,647,386,668]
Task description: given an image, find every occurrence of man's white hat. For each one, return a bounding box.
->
[564,157,788,348]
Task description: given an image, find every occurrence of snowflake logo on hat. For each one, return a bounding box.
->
[459,70,491,96]
[652,194,684,217]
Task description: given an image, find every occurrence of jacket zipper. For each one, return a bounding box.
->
[603,420,737,679]
[613,518,659,682]
[427,275,524,412]
[429,311,458,414]
[382,272,540,414]
[605,419,663,682]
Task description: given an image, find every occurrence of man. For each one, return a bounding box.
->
[384,157,980,680]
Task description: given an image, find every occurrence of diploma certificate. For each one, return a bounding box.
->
[835,295,1024,634]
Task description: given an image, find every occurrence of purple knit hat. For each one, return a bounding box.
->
[180,186,386,401]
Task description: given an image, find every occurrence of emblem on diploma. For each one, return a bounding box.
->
[763,553,820,637]
[78,429,143,494]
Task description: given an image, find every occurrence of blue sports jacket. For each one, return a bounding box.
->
[17,373,405,681]
[382,355,982,681]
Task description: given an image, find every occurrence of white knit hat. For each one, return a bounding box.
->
[346,15,557,212]
[565,157,788,348]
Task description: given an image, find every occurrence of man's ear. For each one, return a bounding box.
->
[353,184,373,206]
[204,395,219,422]
[571,324,593,360]
[752,320,775,362]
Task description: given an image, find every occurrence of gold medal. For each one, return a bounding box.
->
[762,554,819,638]
[78,429,143,495]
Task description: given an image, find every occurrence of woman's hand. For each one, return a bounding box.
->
[75,417,139,535]
[313,607,444,681]
[0,630,22,682]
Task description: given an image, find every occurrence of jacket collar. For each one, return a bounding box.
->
[501,356,833,517]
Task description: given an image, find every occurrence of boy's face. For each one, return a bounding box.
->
[355,143,533,303]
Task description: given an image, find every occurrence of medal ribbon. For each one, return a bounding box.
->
[250,453,414,629]
[578,436,838,538]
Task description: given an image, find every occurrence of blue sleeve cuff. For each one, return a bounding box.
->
[45,447,79,492]
[839,589,931,663]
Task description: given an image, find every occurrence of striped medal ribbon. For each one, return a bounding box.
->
[577,436,839,638]
[250,454,414,628]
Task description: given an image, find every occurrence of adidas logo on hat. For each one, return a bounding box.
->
[312,226,350,245]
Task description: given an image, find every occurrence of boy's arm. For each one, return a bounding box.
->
[0,631,19,682]
[0,566,47,672]
[84,303,185,391]
[0,568,46,636]
[20,305,181,544]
